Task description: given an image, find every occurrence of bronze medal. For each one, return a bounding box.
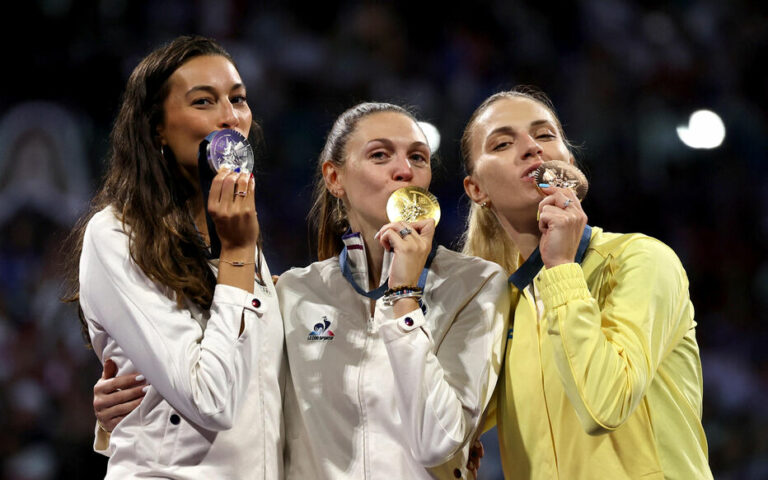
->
[533,161,589,200]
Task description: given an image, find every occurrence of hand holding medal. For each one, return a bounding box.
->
[375,186,441,301]
[534,161,589,268]
[198,129,257,258]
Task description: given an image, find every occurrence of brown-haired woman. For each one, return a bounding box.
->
[461,87,712,479]
[64,35,284,478]
[277,102,510,479]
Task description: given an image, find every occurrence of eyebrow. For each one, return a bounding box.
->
[185,83,245,98]
[486,119,553,138]
[366,138,429,150]
[484,119,555,146]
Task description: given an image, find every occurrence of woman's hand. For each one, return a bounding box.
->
[94,359,147,432]
[537,186,588,268]
[466,438,485,479]
[207,169,259,250]
[376,218,436,288]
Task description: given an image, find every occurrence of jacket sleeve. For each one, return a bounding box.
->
[376,264,511,467]
[536,237,694,435]
[80,216,265,431]
[93,423,112,456]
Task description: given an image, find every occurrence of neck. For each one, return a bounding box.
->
[497,209,541,261]
[348,217,385,287]
[364,233,384,288]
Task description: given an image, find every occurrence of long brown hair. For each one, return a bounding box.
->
[459,87,575,272]
[63,35,260,342]
[308,102,418,261]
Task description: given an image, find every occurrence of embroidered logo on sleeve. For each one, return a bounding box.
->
[307,317,335,341]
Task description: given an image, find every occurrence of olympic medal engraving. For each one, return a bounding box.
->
[204,129,254,174]
[386,186,441,226]
[533,161,588,200]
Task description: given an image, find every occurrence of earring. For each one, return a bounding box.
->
[334,196,345,220]
[480,201,488,208]
[160,145,166,157]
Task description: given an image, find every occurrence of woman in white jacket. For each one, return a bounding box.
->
[65,36,284,479]
[91,101,509,479]
[278,102,510,479]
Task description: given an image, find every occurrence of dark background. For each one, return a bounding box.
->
[1,1,766,478]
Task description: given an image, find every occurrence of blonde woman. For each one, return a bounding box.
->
[461,87,712,479]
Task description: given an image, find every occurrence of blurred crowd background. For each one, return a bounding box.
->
[1,1,767,478]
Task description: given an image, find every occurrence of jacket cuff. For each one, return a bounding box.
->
[535,263,591,311]
[93,421,113,456]
[213,284,268,316]
[377,305,431,343]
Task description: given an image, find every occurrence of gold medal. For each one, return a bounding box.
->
[386,186,441,226]
[533,161,589,200]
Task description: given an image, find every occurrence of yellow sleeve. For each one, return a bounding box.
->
[481,387,498,433]
[535,238,694,434]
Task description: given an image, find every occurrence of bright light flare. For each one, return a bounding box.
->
[418,121,441,154]
[676,110,725,149]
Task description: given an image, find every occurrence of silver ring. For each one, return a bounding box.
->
[398,227,413,238]
[563,199,572,208]
[235,191,247,197]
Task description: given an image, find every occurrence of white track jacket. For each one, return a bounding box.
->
[278,233,510,479]
[81,206,285,479]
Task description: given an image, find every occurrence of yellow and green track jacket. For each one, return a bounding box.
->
[493,226,712,480]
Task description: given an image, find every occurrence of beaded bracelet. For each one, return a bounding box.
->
[384,285,423,296]
[382,285,424,306]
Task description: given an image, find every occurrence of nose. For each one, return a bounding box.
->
[521,134,543,160]
[217,100,239,130]
[392,154,414,182]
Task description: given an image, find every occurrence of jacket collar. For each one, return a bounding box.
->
[340,231,393,292]
[508,225,593,290]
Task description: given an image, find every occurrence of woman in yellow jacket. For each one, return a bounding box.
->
[461,87,712,479]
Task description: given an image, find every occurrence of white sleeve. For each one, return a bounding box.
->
[376,266,511,466]
[80,217,266,431]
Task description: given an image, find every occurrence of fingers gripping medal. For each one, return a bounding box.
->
[386,186,441,226]
[197,129,256,259]
[533,160,589,200]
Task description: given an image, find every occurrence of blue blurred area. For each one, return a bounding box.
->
[1,1,766,478]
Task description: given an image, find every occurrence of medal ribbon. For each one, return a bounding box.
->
[339,240,438,300]
[508,225,593,289]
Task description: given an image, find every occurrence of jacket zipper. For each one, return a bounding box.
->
[357,310,375,478]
